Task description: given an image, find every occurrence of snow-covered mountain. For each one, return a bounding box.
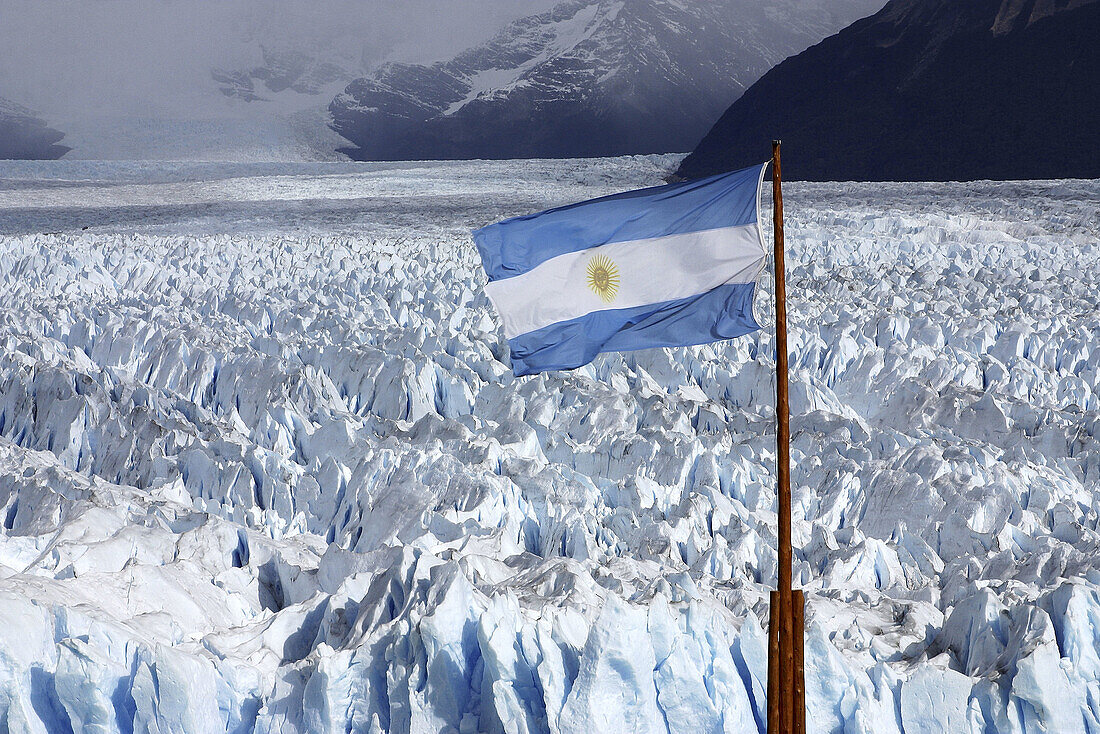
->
[329,0,885,160]
[0,96,69,159]
[677,0,1100,181]
[213,48,354,103]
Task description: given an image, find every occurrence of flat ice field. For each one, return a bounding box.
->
[0,158,1098,734]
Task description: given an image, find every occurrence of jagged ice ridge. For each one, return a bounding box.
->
[0,159,1098,733]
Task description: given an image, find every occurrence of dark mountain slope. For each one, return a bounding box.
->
[0,97,70,160]
[677,0,1100,181]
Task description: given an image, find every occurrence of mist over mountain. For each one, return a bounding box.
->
[0,0,559,160]
[329,0,885,161]
[677,0,1100,181]
[0,97,69,160]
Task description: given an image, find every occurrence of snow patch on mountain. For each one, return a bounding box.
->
[0,158,1098,732]
[440,3,617,117]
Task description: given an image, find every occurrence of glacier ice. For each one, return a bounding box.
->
[0,158,1098,732]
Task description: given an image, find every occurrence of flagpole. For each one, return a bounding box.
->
[794,588,806,734]
[767,139,802,734]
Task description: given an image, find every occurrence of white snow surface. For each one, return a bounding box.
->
[0,157,1098,733]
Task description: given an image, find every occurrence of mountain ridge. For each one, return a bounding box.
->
[330,0,885,161]
[0,97,70,160]
[676,0,1100,181]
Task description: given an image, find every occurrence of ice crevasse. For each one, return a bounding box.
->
[0,160,1097,733]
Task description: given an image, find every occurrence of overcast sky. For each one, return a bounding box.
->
[0,0,559,119]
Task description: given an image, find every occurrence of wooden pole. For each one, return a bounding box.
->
[771,139,795,734]
[794,589,806,734]
[768,590,780,734]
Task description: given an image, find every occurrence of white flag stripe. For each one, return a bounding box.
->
[485,223,766,339]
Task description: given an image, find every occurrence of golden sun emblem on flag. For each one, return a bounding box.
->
[585,254,620,303]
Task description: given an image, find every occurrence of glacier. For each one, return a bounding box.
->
[0,157,1097,733]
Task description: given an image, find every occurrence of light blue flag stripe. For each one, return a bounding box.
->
[473,162,768,376]
[474,164,766,281]
[507,282,759,377]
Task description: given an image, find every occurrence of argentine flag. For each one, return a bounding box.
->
[473,163,769,376]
